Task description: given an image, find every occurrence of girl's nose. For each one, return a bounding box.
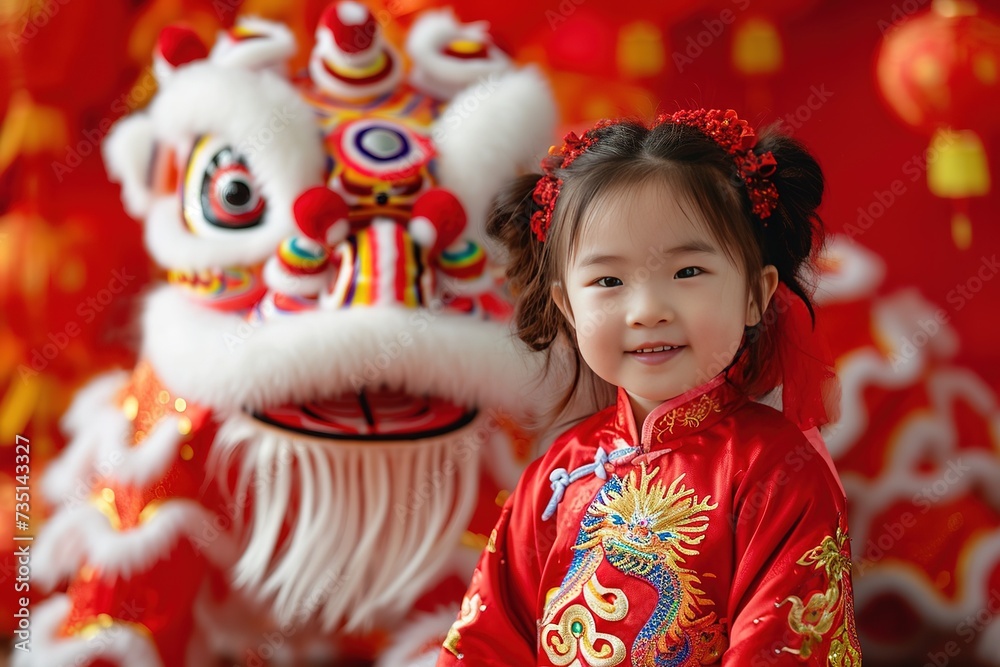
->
[626,287,672,328]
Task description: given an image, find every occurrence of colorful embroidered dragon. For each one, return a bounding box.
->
[541,466,727,666]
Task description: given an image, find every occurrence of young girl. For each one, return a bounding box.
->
[436,109,861,666]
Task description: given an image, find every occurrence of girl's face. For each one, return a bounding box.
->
[553,179,778,423]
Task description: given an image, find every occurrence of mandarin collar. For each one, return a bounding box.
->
[611,374,747,452]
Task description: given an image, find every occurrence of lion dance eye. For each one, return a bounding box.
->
[205,162,264,228]
[183,137,267,235]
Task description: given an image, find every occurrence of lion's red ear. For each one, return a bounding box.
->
[154,24,209,80]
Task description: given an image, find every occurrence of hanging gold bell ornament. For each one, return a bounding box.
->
[725,0,819,110]
[876,0,1000,249]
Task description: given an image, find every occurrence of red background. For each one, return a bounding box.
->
[1,0,998,663]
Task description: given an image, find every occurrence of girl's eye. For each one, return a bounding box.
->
[596,277,623,288]
[675,267,703,279]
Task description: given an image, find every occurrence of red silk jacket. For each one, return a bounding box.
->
[437,373,862,666]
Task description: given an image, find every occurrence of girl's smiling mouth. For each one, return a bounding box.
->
[626,343,686,365]
[628,342,683,353]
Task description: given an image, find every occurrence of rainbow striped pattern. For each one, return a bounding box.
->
[437,240,486,280]
[327,219,432,308]
[277,236,328,275]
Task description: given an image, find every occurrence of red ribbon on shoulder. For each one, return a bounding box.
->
[731,282,840,431]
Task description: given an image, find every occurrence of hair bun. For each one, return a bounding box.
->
[755,126,824,233]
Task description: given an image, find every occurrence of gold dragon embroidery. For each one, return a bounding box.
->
[778,525,862,665]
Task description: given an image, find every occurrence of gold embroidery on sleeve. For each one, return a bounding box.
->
[443,591,484,659]
[777,525,862,665]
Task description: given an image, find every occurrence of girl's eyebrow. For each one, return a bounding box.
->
[659,240,718,256]
[576,253,626,268]
[577,241,717,268]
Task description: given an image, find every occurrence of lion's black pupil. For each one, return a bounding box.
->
[224,181,251,207]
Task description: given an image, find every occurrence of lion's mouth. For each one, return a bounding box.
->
[251,387,477,441]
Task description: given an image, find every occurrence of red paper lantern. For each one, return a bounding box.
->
[876,0,1000,248]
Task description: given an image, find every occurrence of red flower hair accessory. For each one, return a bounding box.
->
[528,110,778,242]
[660,108,779,220]
[529,120,615,242]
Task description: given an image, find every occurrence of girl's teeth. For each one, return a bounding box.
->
[636,346,677,353]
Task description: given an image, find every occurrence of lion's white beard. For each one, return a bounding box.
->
[211,411,484,633]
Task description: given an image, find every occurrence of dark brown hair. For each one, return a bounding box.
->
[488,117,825,420]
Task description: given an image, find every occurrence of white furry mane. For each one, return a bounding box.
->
[141,286,546,416]
[212,412,486,631]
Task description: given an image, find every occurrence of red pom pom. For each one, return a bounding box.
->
[294,187,350,245]
[320,2,377,54]
[157,25,209,69]
[410,189,467,254]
